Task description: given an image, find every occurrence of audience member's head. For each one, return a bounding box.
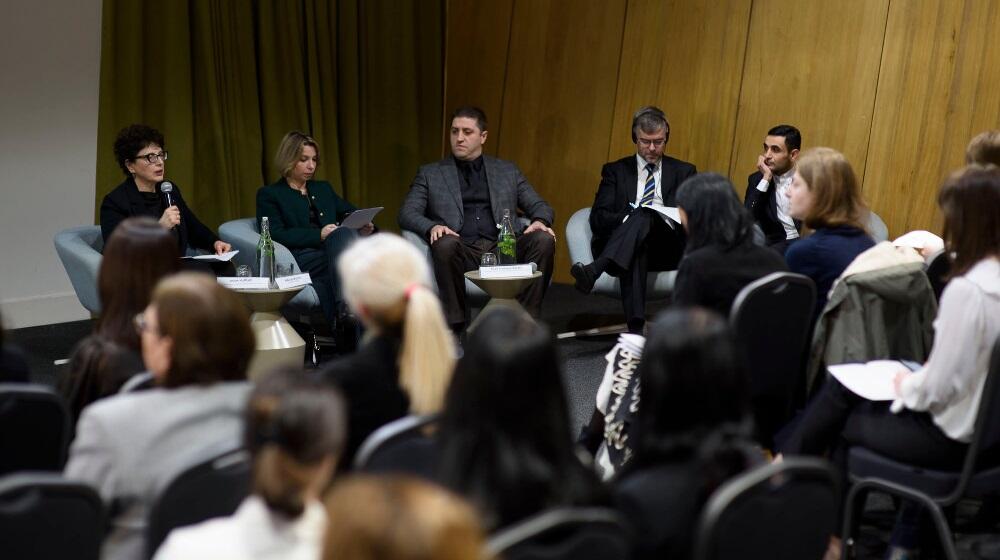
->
[634,308,750,471]
[439,307,602,530]
[760,124,801,176]
[338,233,454,415]
[113,124,166,177]
[274,130,320,181]
[938,164,1000,276]
[789,147,868,230]
[97,216,180,351]
[139,273,254,387]
[62,336,143,425]
[965,130,1000,167]
[676,173,757,251]
[323,475,487,560]
[246,368,346,518]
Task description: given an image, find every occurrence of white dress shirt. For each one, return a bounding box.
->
[153,495,327,560]
[756,168,799,240]
[634,154,662,206]
[897,257,1000,442]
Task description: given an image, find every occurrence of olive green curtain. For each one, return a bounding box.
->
[95,0,444,232]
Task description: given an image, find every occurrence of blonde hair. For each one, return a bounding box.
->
[966,130,1000,166]
[323,475,488,560]
[274,131,319,180]
[795,147,868,230]
[337,234,455,415]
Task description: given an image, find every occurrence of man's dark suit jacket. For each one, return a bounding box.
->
[589,155,697,255]
[744,171,802,245]
[100,177,218,253]
[398,155,554,238]
[256,178,357,250]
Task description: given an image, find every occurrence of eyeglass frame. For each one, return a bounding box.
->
[132,151,169,165]
[636,138,666,148]
[133,312,158,335]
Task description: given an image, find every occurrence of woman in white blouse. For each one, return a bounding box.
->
[154,369,346,560]
[780,165,999,556]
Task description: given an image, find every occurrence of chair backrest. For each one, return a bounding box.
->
[565,208,595,265]
[53,225,104,313]
[0,472,105,560]
[145,448,251,559]
[924,249,951,302]
[353,414,439,478]
[0,384,70,475]
[693,457,839,560]
[948,335,1000,503]
[868,211,889,243]
[729,272,816,447]
[487,507,631,560]
[218,217,300,271]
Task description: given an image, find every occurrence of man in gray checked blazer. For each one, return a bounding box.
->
[398,106,556,331]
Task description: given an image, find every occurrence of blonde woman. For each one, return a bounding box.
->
[256,131,374,331]
[323,475,487,560]
[785,147,875,315]
[317,233,455,468]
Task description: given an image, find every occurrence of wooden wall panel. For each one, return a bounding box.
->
[729,1,888,192]
[863,1,1000,237]
[494,0,627,283]
[609,0,752,176]
[443,0,514,157]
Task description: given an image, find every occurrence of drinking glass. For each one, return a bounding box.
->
[236,265,252,277]
[276,263,296,277]
[480,253,498,267]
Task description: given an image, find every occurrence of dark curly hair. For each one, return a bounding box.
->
[113,124,165,176]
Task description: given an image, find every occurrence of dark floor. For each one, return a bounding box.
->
[8,283,1000,558]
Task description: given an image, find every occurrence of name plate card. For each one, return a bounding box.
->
[275,273,312,290]
[218,277,270,290]
[480,264,536,279]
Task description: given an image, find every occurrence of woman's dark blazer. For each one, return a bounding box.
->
[316,334,409,469]
[100,177,218,252]
[255,178,357,250]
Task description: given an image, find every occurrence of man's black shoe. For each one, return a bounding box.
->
[571,262,597,294]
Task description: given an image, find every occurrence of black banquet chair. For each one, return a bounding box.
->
[841,334,1000,560]
[486,507,632,560]
[924,249,951,303]
[0,472,105,560]
[353,413,439,479]
[693,457,839,560]
[145,448,251,559]
[0,383,70,475]
[728,272,816,449]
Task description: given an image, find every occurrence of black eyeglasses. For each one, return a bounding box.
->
[134,312,156,335]
[134,151,169,164]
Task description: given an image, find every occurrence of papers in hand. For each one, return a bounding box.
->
[479,262,537,279]
[622,204,680,228]
[184,250,239,262]
[828,360,920,401]
[893,230,944,252]
[340,207,383,229]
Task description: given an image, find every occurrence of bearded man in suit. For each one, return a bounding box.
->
[398,106,556,332]
[571,106,696,334]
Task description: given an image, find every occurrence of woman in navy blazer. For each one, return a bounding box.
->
[256,131,374,329]
[784,148,875,318]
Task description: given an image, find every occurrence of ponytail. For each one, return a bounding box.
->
[398,284,455,415]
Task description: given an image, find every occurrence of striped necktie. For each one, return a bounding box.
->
[640,163,657,206]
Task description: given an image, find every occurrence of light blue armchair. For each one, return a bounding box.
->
[54,225,104,314]
[217,218,322,320]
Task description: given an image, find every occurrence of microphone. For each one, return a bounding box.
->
[160,181,174,207]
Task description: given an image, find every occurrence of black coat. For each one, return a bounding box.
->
[744,171,802,246]
[673,243,788,316]
[100,177,218,253]
[589,155,697,255]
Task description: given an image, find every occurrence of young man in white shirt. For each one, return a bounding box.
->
[744,125,802,255]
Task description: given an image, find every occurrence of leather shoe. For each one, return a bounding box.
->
[571,262,597,294]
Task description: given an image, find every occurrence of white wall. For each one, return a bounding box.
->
[0,0,102,328]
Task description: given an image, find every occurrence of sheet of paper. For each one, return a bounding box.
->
[218,277,269,290]
[275,272,312,289]
[184,250,239,262]
[340,207,383,229]
[893,230,943,251]
[828,360,908,401]
[647,204,681,224]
